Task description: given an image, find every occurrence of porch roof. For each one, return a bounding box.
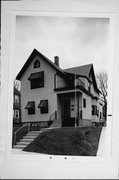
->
[54,86,93,97]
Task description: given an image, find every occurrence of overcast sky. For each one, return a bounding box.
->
[14,16,109,78]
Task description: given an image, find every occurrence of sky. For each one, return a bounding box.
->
[14,16,110,78]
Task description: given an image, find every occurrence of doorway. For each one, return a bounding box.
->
[61,98,74,127]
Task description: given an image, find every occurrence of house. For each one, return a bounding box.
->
[13,87,21,124]
[16,49,103,128]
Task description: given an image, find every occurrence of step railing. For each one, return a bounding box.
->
[49,111,57,121]
[48,111,57,126]
[13,123,30,146]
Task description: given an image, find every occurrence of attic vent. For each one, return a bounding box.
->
[34,59,40,68]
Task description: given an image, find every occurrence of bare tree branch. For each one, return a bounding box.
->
[96,71,108,102]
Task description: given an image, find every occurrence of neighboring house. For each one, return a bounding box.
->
[16,49,103,128]
[13,87,21,124]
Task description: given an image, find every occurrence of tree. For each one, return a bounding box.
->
[96,71,108,121]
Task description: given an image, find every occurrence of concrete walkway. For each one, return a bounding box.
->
[12,148,46,156]
[97,127,107,156]
[12,126,108,157]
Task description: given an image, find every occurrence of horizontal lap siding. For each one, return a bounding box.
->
[21,55,57,123]
[82,93,92,120]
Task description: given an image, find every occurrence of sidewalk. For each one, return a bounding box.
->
[97,127,107,156]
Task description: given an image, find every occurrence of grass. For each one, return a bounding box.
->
[23,126,102,156]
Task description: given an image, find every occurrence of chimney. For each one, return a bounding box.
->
[54,56,59,67]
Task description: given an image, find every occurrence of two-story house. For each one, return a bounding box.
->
[16,49,103,128]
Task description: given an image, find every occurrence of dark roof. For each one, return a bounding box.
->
[64,64,100,94]
[64,64,93,78]
[16,49,100,94]
[16,49,66,80]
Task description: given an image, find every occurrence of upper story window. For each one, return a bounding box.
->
[34,59,40,68]
[14,95,19,104]
[28,71,44,89]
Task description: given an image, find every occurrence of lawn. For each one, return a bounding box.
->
[23,126,102,156]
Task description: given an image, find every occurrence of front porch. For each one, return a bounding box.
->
[56,90,91,127]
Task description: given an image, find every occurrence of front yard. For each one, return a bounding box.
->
[23,126,102,156]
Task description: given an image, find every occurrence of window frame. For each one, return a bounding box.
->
[30,71,44,89]
[38,100,48,114]
[14,94,19,104]
[83,98,86,108]
[92,105,97,115]
[34,59,40,68]
[25,101,35,115]
[14,109,19,118]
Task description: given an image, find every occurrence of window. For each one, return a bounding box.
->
[97,109,99,117]
[100,112,102,119]
[14,110,19,118]
[14,95,19,104]
[28,71,44,89]
[34,59,40,68]
[38,100,48,114]
[25,101,35,115]
[83,98,86,108]
[92,105,97,115]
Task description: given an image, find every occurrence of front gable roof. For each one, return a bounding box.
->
[64,64,93,78]
[16,49,100,94]
[64,64,100,94]
[16,49,66,80]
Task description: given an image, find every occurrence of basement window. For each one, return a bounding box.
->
[28,71,44,89]
[25,101,35,115]
[38,100,48,114]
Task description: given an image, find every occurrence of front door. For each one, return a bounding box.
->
[61,98,71,127]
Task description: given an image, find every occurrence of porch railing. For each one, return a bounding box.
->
[13,123,30,146]
[75,78,85,88]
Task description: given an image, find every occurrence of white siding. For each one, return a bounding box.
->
[21,55,57,122]
[82,93,92,120]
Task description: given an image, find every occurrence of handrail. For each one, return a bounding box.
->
[13,123,30,145]
[49,111,57,121]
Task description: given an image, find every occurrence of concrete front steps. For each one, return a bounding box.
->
[50,119,61,128]
[13,131,42,150]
